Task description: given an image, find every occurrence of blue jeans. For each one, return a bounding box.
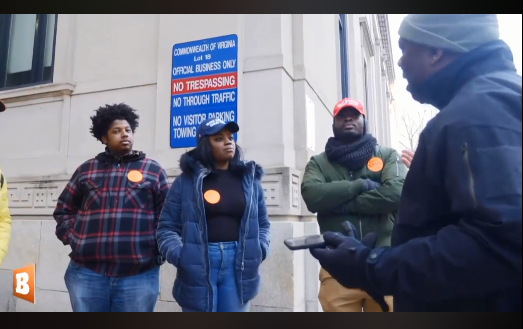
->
[182,242,250,312]
[64,260,160,312]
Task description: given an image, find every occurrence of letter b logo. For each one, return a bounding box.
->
[13,264,36,304]
[15,272,30,294]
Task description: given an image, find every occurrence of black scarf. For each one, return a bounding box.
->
[325,134,377,171]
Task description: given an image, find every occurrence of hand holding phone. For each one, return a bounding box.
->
[284,234,327,251]
[284,221,357,251]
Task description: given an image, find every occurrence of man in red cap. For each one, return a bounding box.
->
[0,99,12,268]
[301,97,407,312]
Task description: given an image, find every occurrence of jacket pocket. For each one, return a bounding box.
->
[173,277,209,311]
[125,181,152,209]
[462,143,478,208]
[259,243,266,262]
[81,179,103,211]
[466,144,522,201]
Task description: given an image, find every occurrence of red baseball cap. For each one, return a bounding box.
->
[0,100,5,112]
[333,98,365,117]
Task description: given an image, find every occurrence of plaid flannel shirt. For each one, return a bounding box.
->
[53,149,170,277]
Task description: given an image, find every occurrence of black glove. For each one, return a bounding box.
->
[309,231,389,312]
[363,179,382,191]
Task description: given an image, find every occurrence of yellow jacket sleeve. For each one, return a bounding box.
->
[0,168,12,267]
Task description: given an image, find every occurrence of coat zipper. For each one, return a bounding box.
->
[196,168,213,311]
[239,165,255,305]
[349,171,363,239]
[115,161,122,208]
[462,143,477,208]
[395,156,400,176]
[103,161,117,209]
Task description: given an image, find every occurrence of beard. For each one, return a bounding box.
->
[333,128,360,142]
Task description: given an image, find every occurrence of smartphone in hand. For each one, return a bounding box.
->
[284,234,326,251]
[284,221,356,251]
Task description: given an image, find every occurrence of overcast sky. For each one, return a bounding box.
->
[387,14,522,151]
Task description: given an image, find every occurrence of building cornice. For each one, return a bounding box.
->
[377,14,395,83]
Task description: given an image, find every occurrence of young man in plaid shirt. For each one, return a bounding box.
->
[53,104,170,312]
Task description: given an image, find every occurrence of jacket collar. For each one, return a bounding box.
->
[95,147,146,164]
[409,40,517,110]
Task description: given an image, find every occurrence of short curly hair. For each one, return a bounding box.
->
[89,103,140,143]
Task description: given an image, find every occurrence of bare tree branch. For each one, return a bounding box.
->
[398,141,410,150]
[396,107,435,151]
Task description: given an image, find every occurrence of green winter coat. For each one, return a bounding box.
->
[301,145,407,247]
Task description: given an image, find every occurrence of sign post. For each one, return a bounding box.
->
[170,34,239,148]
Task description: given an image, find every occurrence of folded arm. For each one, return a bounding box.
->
[301,156,366,213]
[334,150,407,215]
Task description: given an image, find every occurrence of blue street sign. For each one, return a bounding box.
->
[170,34,238,148]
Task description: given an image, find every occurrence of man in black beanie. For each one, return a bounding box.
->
[309,14,522,312]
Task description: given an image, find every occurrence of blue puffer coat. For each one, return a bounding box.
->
[156,151,271,312]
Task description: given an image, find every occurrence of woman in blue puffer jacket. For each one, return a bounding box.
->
[157,118,271,312]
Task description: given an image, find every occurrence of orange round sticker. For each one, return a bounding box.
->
[367,157,384,172]
[204,190,221,204]
[128,170,144,183]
